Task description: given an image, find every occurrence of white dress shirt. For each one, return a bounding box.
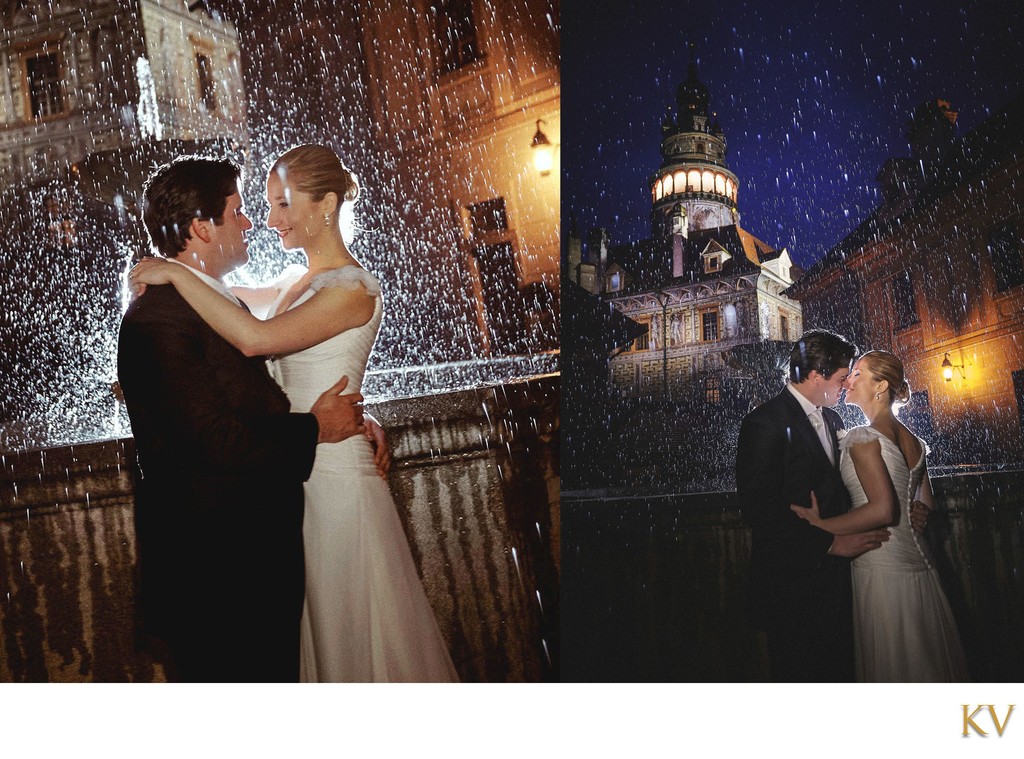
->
[787,383,834,465]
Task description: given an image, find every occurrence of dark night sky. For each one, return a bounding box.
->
[563,0,1024,269]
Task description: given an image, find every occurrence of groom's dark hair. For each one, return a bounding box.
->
[142,156,242,257]
[790,329,858,383]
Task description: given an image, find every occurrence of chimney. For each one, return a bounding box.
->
[673,234,685,278]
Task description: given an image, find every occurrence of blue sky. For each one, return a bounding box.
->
[563,0,1024,268]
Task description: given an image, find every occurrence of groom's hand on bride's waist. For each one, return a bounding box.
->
[311,375,366,443]
[364,415,392,479]
[909,500,932,534]
[828,529,890,559]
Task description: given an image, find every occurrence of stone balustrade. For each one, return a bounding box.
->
[563,471,1024,681]
[0,375,560,682]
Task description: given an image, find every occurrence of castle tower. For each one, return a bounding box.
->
[650,45,739,236]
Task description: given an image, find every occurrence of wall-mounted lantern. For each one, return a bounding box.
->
[531,119,555,176]
[941,352,965,382]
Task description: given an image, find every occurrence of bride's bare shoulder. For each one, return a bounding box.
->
[896,422,924,464]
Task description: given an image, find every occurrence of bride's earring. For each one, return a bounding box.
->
[324,213,331,226]
[874,392,881,400]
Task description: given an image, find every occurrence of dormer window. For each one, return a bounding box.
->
[609,271,621,291]
[701,243,731,273]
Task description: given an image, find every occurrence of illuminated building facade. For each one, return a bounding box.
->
[356,0,561,356]
[569,53,801,401]
[789,96,1024,465]
[0,0,246,191]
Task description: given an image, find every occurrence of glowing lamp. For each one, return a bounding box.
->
[941,352,964,382]
[531,119,554,176]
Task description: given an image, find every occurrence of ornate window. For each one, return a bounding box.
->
[632,319,651,352]
[432,0,482,75]
[780,313,789,342]
[704,375,721,403]
[715,173,726,195]
[702,310,719,342]
[196,52,217,111]
[701,170,714,193]
[687,169,700,191]
[664,173,673,195]
[892,270,919,329]
[24,49,66,119]
[990,222,1024,292]
[467,197,508,235]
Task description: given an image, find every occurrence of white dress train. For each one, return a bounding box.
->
[268,265,459,682]
[840,426,968,682]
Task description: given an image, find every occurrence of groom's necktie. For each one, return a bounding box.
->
[809,408,834,465]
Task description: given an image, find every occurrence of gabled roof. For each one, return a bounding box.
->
[603,223,784,296]
[737,226,777,265]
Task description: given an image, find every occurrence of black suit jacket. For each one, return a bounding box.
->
[736,387,853,678]
[117,284,318,681]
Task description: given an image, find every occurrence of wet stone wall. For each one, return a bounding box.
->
[562,472,1024,682]
[0,376,559,682]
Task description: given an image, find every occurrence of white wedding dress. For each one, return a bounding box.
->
[840,426,968,682]
[267,265,458,682]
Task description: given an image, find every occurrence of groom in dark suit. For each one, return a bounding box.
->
[736,329,890,682]
[118,157,365,682]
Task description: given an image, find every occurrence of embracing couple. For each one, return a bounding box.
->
[737,329,968,682]
[117,146,458,683]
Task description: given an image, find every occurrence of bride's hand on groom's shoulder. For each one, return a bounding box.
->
[126,256,178,302]
[129,257,178,288]
[124,260,147,301]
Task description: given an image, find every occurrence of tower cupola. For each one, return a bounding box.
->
[650,46,739,237]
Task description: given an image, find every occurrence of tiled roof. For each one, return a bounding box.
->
[605,224,779,293]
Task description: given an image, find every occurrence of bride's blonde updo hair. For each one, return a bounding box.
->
[272,144,359,240]
[860,350,912,406]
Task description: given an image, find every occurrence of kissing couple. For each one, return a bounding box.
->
[118,145,458,682]
[737,329,969,682]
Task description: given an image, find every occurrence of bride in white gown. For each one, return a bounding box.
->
[792,350,968,682]
[132,144,458,682]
